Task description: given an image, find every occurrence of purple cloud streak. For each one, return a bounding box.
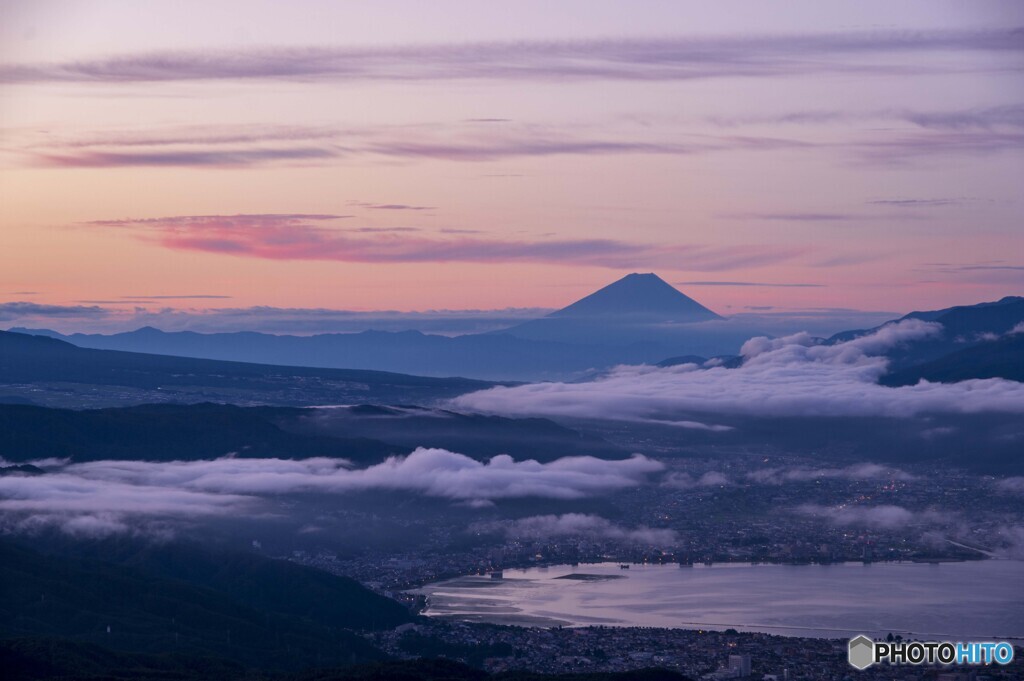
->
[84,214,802,270]
[3,29,1020,85]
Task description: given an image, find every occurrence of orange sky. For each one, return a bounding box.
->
[1,1,1022,332]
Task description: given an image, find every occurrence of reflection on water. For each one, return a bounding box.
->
[412,560,1024,640]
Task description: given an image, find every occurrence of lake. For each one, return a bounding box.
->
[412,560,1024,640]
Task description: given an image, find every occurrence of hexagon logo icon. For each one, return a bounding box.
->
[848,635,875,670]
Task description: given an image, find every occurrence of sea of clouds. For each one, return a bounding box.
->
[452,319,1024,426]
[0,449,663,536]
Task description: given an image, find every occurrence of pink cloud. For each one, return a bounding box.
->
[86,214,802,270]
[38,147,336,168]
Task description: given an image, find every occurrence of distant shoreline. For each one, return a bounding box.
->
[403,553,987,591]
[409,559,1023,641]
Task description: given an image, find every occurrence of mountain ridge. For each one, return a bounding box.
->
[8,283,1023,385]
[5,274,745,380]
[0,330,494,408]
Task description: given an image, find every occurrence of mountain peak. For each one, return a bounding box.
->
[550,273,722,321]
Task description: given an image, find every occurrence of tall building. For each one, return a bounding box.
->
[728,654,752,677]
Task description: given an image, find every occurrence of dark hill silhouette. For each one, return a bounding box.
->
[0,540,405,670]
[0,638,692,681]
[906,295,1024,337]
[0,330,493,407]
[827,296,1024,379]
[0,402,625,464]
[295,404,625,462]
[8,325,719,382]
[0,403,404,464]
[829,296,1024,345]
[882,332,1024,386]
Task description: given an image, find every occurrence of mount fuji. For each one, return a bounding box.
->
[497,273,726,345]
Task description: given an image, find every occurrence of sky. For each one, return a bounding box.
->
[1,1,1022,334]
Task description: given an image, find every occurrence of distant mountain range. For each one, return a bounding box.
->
[830,295,1024,383]
[830,295,1024,359]
[656,296,1024,385]
[7,274,750,381]
[9,326,650,382]
[882,331,1024,386]
[0,329,492,409]
[5,277,1023,386]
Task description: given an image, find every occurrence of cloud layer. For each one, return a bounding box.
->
[0,302,108,321]
[4,29,1019,85]
[3,303,554,336]
[23,121,813,168]
[0,300,899,338]
[664,463,914,490]
[85,213,799,270]
[796,504,949,529]
[453,319,1024,422]
[471,513,676,546]
[0,449,663,536]
[747,463,916,485]
[16,103,1024,170]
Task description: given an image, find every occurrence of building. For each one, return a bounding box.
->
[728,654,752,677]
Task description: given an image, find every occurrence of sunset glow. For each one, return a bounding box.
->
[1,1,1022,332]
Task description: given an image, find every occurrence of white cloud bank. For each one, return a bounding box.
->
[62,449,663,500]
[471,513,676,546]
[0,449,663,536]
[796,504,950,529]
[747,463,916,485]
[995,477,1024,495]
[663,471,732,489]
[453,319,1024,423]
[663,463,915,489]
